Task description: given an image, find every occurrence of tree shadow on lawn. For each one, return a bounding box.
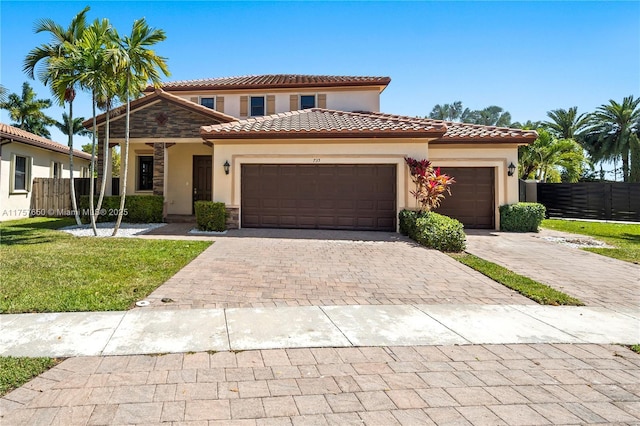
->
[0,218,75,246]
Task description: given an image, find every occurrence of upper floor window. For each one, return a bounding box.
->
[300,95,316,110]
[51,161,63,178]
[12,154,30,192]
[137,156,153,191]
[250,96,265,116]
[200,97,215,109]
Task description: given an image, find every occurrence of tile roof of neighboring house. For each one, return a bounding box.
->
[0,123,91,160]
[201,109,448,139]
[147,74,392,92]
[83,89,237,128]
[362,112,538,143]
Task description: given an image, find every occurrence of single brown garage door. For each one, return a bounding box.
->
[434,167,495,229]
[241,164,396,231]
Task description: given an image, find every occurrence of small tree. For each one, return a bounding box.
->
[405,157,455,212]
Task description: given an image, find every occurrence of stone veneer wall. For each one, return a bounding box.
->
[153,143,164,196]
[226,207,239,229]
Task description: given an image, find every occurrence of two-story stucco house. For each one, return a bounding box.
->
[86,75,536,231]
[0,123,92,221]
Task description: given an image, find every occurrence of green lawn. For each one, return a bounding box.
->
[0,218,211,313]
[450,253,584,306]
[0,357,60,396]
[541,219,640,264]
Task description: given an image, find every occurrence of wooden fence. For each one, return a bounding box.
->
[537,182,640,222]
[30,178,120,217]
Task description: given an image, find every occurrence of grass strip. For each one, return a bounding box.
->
[541,219,640,264]
[450,253,584,306]
[629,345,640,355]
[0,218,211,313]
[0,357,61,397]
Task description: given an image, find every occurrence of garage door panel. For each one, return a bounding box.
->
[241,164,396,231]
[434,167,495,229]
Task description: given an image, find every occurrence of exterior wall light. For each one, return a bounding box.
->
[507,162,516,177]
[223,161,230,175]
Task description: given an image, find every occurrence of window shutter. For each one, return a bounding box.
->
[290,95,299,111]
[240,96,248,117]
[216,96,225,113]
[318,94,327,109]
[266,95,275,115]
[190,97,199,103]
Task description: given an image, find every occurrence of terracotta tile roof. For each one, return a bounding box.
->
[0,123,91,160]
[148,74,392,92]
[83,89,237,128]
[201,109,447,139]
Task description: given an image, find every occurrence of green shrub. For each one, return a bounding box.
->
[194,201,227,232]
[500,202,546,232]
[78,195,164,223]
[398,209,466,252]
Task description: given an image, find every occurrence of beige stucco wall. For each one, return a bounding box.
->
[0,143,90,221]
[175,88,381,116]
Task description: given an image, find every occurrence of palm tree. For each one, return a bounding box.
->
[55,112,92,137]
[545,107,589,140]
[462,105,512,127]
[0,84,7,103]
[24,6,90,225]
[112,18,169,236]
[583,96,640,182]
[0,82,56,137]
[518,128,588,182]
[429,101,463,121]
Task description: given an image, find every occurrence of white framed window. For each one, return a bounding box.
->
[11,154,32,193]
[300,95,316,110]
[200,97,215,109]
[51,161,63,178]
[250,96,265,116]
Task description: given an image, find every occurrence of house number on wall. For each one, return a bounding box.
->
[313,158,321,163]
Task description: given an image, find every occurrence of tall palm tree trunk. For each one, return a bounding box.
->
[68,100,82,225]
[113,78,130,236]
[89,91,98,235]
[94,103,110,223]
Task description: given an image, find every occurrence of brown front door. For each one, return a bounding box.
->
[434,167,495,229]
[241,164,397,231]
[192,155,212,214]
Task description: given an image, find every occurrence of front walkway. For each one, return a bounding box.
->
[465,229,640,309]
[140,228,533,309]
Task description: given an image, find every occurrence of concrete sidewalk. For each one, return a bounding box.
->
[2,304,638,358]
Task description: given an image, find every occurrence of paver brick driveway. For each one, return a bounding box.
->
[141,229,533,310]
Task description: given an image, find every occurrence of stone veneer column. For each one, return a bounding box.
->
[153,143,164,196]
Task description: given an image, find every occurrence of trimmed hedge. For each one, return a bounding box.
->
[79,195,164,223]
[399,209,466,252]
[195,201,227,232]
[500,202,546,232]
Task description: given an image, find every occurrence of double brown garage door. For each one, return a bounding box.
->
[241,164,396,231]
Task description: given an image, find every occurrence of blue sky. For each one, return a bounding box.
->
[1,1,639,150]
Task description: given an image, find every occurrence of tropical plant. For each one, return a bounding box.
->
[510,120,543,130]
[462,105,512,127]
[55,112,91,137]
[111,17,169,236]
[0,82,56,137]
[518,128,589,183]
[544,106,589,140]
[582,96,640,182]
[405,157,455,212]
[23,6,90,225]
[0,84,7,103]
[428,101,464,121]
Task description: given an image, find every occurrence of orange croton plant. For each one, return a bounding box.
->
[405,157,455,213]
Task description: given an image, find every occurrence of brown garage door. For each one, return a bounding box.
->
[241,164,396,231]
[434,167,495,229]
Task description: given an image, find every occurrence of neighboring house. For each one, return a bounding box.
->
[86,75,536,231]
[0,123,92,222]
